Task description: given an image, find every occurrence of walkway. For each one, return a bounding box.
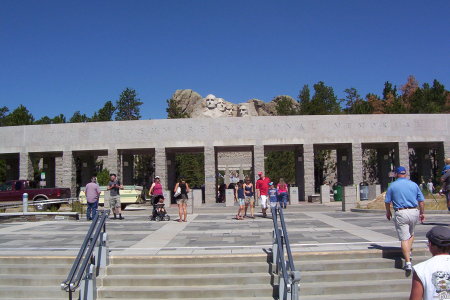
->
[0,203,448,257]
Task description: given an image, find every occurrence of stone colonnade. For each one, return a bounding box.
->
[1,114,448,201]
[13,141,450,201]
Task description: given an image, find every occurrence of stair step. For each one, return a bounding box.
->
[0,286,67,298]
[0,264,70,275]
[102,273,271,286]
[0,256,75,265]
[106,262,269,275]
[296,256,428,271]
[0,274,64,286]
[299,268,408,282]
[300,291,410,300]
[299,278,411,295]
[110,254,268,265]
[98,284,273,298]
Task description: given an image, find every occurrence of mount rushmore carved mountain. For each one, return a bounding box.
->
[170,89,299,118]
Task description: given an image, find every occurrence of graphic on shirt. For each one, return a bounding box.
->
[432,270,450,299]
[268,188,277,202]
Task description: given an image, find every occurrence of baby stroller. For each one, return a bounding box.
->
[150,195,170,221]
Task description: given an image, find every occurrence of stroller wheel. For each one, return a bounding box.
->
[155,216,161,222]
[164,215,170,221]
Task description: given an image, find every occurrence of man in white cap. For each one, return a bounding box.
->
[385,166,425,272]
[409,226,450,300]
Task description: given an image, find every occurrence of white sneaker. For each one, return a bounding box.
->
[404,262,412,271]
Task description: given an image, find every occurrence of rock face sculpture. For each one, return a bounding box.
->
[170,89,298,118]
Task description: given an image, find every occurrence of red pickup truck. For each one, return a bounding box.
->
[0,180,71,203]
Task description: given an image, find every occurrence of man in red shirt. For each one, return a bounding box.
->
[256,172,270,217]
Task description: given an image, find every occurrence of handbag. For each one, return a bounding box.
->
[174,186,181,197]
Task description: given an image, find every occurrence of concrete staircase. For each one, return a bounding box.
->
[294,248,428,300]
[0,248,430,300]
[98,254,274,300]
[0,256,71,299]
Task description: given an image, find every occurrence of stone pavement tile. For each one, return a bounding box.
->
[156,249,195,255]
[191,249,233,255]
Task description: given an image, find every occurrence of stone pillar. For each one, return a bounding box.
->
[204,146,216,205]
[253,145,265,178]
[368,184,381,201]
[225,189,235,207]
[396,142,410,175]
[192,189,203,210]
[342,185,357,212]
[352,143,363,185]
[303,144,315,201]
[62,151,76,197]
[444,141,450,161]
[55,154,63,187]
[294,147,302,203]
[155,148,167,190]
[320,184,330,204]
[19,152,33,180]
[106,149,119,176]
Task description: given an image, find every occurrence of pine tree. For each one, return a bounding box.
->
[115,88,143,121]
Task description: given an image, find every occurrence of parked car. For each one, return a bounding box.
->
[0,180,71,209]
[78,185,144,210]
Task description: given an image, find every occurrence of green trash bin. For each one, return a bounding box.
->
[333,183,343,201]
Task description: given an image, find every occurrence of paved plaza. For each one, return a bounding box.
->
[0,203,448,257]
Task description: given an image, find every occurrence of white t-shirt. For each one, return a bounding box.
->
[413,254,450,300]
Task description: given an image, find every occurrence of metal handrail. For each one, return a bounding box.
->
[0,197,78,209]
[271,206,300,300]
[61,210,109,299]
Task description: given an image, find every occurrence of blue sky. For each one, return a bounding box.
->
[1,0,449,120]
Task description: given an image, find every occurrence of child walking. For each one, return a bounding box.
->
[235,181,245,220]
[268,182,278,213]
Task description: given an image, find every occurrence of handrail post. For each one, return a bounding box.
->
[61,210,110,299]
[95,232,109,276]
[80,263,96,300]
[271,205,300,300]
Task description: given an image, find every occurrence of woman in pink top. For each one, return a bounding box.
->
[277,178,288,209]
[149,176,163,199]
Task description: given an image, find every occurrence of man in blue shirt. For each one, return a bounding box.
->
[385,166,425,272]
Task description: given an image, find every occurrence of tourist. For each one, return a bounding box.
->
[149,176,163,200]
[440,159,450,211]
[426,179,434,194]
[268,182,278,210]
[256,172,270,218]
[384,166,425,272]
[85,176,101,221]
[409,226,450,300]
[277,178,288,209]
[107,173,124,220]
[243,176,254,218]
[235,180,245,220]
[174,178,190,222]
[218,183,226,203]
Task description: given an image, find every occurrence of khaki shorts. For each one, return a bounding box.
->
[176,194,188,205]
[109,196,121,208]
[394,208,419,241]
[245,196,254,205]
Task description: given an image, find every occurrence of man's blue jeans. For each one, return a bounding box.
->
[87,201,98,220]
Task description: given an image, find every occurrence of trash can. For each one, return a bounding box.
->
[359,182,369,201]
[333,183,343,201]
